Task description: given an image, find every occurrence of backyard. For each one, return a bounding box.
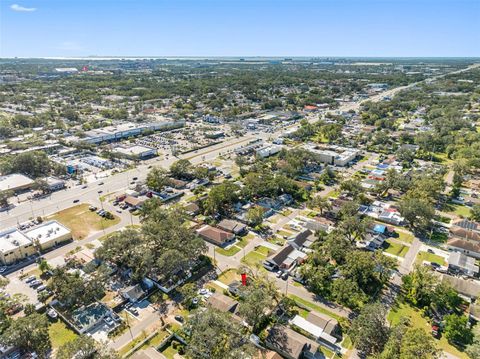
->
[48,320,78,349]
[388,300,469,359]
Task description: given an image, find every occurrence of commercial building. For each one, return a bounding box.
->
[112,144,157,159]
[0,174,34,193]
[24,220,72,251]
[304,143,361,167]
[255,144,283,158]
[0,228,36,265]
[44,177,66,192]
[81,120,185,144]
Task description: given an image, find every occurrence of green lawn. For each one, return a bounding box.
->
[215,245,241,256]
[388,301,469,359]
[326,189,341,199]
[277,230,294,238]
[255,246,272,256]
[383,239,409,257]
[445,202,472,218]
[396,230,414,244]
[160,342,180,359]
[137,330,170,351]
[49,320,78,349]
[241,250,268,269]
[49,204,121,240]
[415,251,446,266]
[218,269,239,285]
[215,234,253,256]
[288,294,342,321]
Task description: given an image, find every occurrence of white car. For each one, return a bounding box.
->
[47,309,58,319]
[104,316,114,326]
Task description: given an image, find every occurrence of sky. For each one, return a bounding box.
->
[0,0,479,58]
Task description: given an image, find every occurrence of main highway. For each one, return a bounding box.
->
[1,62,478,229]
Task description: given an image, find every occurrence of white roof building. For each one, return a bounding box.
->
[0,228,35,265]
[112,144,157,159]
[24,220,72,250]
[0,174,34,192]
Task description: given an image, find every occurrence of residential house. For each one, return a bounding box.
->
[121,284,145,303]
[265,325,320,359]
[263,245,307,271]
[448,252,479,277]
[206,293,239,314]
[183,202,200,216]
[447,238,480,259]
[196,225,235,247]
[287,230,317,252]
[217,219,247,235]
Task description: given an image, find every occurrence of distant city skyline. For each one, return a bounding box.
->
[1,0,479,58]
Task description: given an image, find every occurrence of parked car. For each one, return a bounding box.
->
[427,249,435,254]
[129,308,139,316]
[132,177,138,180]
[89,206,97,211]
[281,272,289,280]
[0,267,7,273]
[174,315,184,323]
[36,285,47,292]
[25,275,37,283]
[104,316,114,326]
[47,309,58,319]
[276,270,283,278]
[73,199,79,203]
[29,280,42,288]
[99,182,104,186]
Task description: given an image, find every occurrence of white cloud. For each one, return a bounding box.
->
[10,4,37,12]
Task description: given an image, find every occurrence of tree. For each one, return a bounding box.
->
[399,194,435,233]
[0,313,51,358]
[57,335,119,359]
[401,265,437,307]
[471,204,480,222]
[444,314,473,346]
[178,283,198,309]
[246,206,264,227]
[203,181,239,216]
[146,167,170,192]
[185,307,255,359]
[33,179,50,194]
[238,276,278,331]
[466,324,480,359]
[0,190,12,208]
[49,268,105,309]
[170,159,194,180]
[0,151,57,179]
[38,259,50,273]
[308,195,332,215]
[349,302,390,356]
[375,319,439,359]
[399,328,439,359]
